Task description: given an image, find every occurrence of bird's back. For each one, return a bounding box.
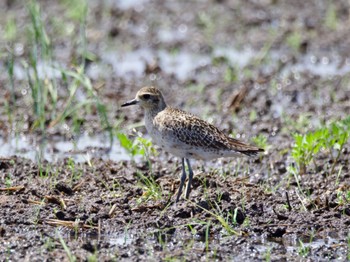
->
[147,107,262,160]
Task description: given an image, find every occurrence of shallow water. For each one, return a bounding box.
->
[0,132,132,162]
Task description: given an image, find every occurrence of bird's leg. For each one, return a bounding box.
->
[176,158,187,202]
[185,159,193,200]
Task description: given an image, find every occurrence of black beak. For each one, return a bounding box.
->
[121,99,138,107]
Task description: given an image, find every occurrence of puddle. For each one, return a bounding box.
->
[110,0,149,11]
[52,228,134,246]
[99,48,155,80]
[158,50,210,81]
[12,61,62,81]
[279,53,350,77]
[97,48,211,81]
[10,47,350,85]
[0,132,134,163]
[108,233,133,246]
[213,47,256,68]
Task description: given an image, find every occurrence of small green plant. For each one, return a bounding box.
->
[249,110,257,122]
[4,16,17,41]
[26,0,52,130]
[325,3,337,30]
[87,251,99,262]
[230,207,240,226]
[297,239,310,257]
[188,83,205,94]
[4,174,13,188]
[57,231,77,262]
[224,66,238,83]
[117,132,156,160]
[66,158,82,184]
[136,172,162,203]
[43,236,56,252]
[286,30,302,51]
[38,162,51,178]
[282,113,312,134]
[327,120,350,174]
[196,12,215,41]
[251,134,270,152]
[242,217,250,228]
[205,221,211,252]
[290,117,350,175]
[133,135,157,162]
[6,50,16,121]
[61,0,87,22]
[291,128,327,175]
[32,204,43,224]
[264,247,272,262]
[347,233,350,261]
[336,189,350,206]
[192,200,239,235]
[117,133,143,157]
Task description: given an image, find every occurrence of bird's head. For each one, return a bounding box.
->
[121,86,166,111]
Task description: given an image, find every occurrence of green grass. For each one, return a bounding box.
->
[4,0,112,143]
[4,16,17,41]
[117,132,156,163]
[136,171,163,203]
[224,66,238,84]
[347,233,350,261]
[297,239,310,257]
[251,134,270,152]
[57,231,77,262]
[4,174,13,188]
[325,3,338,30]
[191,200,239,236]
[66,157,83,185]
[264,246,272,262]
[43,236,56,252]
[286,30,302,51]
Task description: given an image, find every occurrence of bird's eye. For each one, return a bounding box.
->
[142,94,151,99]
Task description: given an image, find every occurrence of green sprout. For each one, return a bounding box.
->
[290,117,349,175]
[297,239,310,257]
[251,134,270,152]
[136,172,163,203]
[117,132,156,160]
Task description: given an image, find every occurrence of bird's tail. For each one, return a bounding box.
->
[227,137,264,156]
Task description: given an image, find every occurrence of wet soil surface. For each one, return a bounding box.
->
[1,0,350,261]
[1,155,350,261]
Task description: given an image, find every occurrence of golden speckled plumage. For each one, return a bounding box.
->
[121,86,263,202]
[153,107,262,158]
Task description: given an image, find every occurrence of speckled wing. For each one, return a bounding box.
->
[155,108,263,156]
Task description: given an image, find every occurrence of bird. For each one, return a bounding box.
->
[121,86,264,202]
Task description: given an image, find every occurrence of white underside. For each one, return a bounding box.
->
[146,122,241,160]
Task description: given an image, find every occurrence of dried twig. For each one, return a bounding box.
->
[108,204,117,217]
[27,199,45,205]
[0,186,25,191]
[46,219,98,230]
[72,181,84,191]
[44,195,67,209]
[226,83,249,113]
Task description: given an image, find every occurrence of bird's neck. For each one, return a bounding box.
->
[144,105,166,133]
[145,104,166,119]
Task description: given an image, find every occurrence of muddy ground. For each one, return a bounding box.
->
[1,0,350,261]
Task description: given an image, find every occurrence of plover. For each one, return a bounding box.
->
[121,86,263,202]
